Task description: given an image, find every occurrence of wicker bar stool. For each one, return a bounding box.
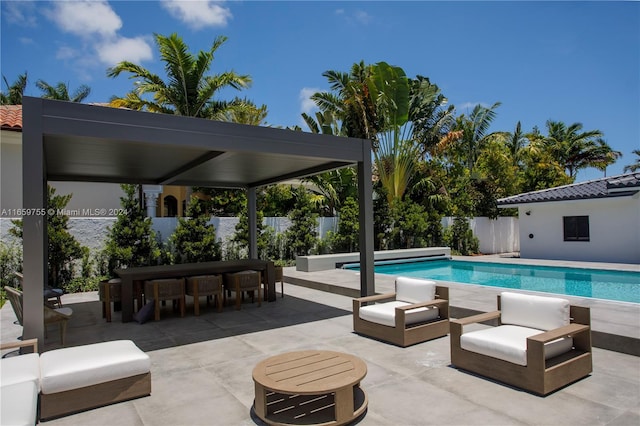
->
[144,278,185,321]
[224,270,261,310]
[98,278,122,323]
[186,275,223,315]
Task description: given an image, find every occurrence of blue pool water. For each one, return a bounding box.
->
[349,260,640,303]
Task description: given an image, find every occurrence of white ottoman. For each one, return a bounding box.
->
[39,340,151,420]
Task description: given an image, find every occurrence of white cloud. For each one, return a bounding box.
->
[3,1,38,27]
[46,0,122,38]
[299,87,320,115]
[162,0,232,29]
[56,45,78,61]
[354,10,372,25]
[457,102,490,113]
[97,36,154,66]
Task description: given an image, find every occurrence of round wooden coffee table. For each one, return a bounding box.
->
[252,350,368,426]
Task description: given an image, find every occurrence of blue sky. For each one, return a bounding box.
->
[2,1,638,182]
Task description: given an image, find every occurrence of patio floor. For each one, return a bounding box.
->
[1,263,639,425]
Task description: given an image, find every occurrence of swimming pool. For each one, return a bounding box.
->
[348,260,640,303]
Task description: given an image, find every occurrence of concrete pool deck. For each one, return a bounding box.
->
[0,255,638,426]
[284,255,640,356]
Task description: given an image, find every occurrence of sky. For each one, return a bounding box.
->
[2,0,638,183]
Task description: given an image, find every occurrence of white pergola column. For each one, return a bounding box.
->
[142,185,163,217]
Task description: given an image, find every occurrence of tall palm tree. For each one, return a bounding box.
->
[445,102,502,175]
[623,149,640,173]
[107,33,252,118]
[543,121,621,179]
[408,76,456,158]
[218,98,268,125]
[36,80,91,102]
[1,72,28,105]
[311,61,379,141]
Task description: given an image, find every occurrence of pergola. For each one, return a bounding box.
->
[21,97,375,345]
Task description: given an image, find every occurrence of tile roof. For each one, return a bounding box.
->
[497,172,640,206]
[0,104,22,131]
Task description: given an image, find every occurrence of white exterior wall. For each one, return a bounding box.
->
[1,129,123,213]
[517,194,640,264]
[441,216,519,254]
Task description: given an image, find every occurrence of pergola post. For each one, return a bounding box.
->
[248,186,258,259]
[21,97,46,348]
[358,141,375,296]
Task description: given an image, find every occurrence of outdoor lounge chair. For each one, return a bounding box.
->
[352,277,449,347]
[5,286,73,346]
[14,271,64,308]
[450,291,592,395]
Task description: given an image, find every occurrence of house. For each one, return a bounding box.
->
[497,173,640,264]
[1,105,190,217]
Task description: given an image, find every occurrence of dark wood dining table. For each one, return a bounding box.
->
[114,260,276,322]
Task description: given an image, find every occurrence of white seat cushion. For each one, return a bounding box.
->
[0,381,38,426]
[0,353,40,391]
[40,340,150,394]
[501,292,570,331]
[359,301,439,327]
[396,277,436,304]
[460,325,574,366]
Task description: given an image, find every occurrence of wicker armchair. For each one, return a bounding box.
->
[144,278,186,321]
[5,286,73,346]
[186,275,223,315]
[224,270,262,310]
[450,291,592,395]
[98,278,122,322]
[353,277,449,347]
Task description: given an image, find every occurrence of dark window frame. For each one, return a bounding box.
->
[563,216,590,242]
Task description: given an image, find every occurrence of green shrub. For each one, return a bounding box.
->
[443,217,480,255]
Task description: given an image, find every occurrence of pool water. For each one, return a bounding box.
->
[352,260,640,303]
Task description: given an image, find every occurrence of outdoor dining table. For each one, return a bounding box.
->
[114,260,276,322]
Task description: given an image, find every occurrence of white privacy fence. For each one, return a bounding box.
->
[1,216,519,254]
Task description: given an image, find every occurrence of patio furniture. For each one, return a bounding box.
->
[5,286,73,346]
[186,275,223,315]
[224,270,262,310]
[14,271,63,308]
[144,278,186,321]
[274,265,284,298]
[450,291,592,396]
[352,277,449,347]
[0,338,151,421]
[114,260,277,322]
[98,278,122,322]
[252,350,368,426]
[0,339,40,426]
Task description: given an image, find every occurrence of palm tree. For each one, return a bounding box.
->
[543,121,621,179]
[107,33,251,118]
[218,98,268,125]
[408,76,456,158]
[623,149,640,173]
[445,102,502,175]
[311,61,379,141]
[1,72,28,105]
[36,80,91,102]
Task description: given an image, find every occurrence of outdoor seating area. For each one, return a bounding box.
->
[0,338,150,424]
[1,265,638,425]
[353,277,450,347]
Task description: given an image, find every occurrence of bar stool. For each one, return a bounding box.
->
[98,278,122,322]
[186,275,223,315]
[224,270,261,310]
[144,278,185,321]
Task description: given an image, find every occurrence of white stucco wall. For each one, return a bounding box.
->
[517,195,640,264]
[1,129,124,214]
[441,216,519,254]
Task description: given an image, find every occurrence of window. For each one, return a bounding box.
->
[563,216,590,241]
